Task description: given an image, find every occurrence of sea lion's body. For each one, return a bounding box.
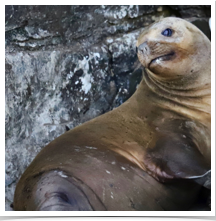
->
[13,17,211,211]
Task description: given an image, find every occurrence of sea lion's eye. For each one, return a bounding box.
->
[136,46,138,53]
[161,28,172,37]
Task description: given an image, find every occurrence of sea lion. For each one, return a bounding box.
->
[13,17,211,211]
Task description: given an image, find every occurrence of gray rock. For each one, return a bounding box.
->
[169,5,211,18]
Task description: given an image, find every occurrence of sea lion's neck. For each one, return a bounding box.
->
[139,69,211,122]
[145,69,211,97]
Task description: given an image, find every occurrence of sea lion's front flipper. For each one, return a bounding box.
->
[144,136,210,183]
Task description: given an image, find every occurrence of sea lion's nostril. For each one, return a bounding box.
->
[138,41,148,54]
[138,46,144,53]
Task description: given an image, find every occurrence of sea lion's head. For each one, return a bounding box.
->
[136,17,211,83]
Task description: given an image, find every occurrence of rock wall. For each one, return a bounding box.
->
[5,5,211,211]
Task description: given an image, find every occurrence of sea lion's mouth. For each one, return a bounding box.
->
[149,51,175,68]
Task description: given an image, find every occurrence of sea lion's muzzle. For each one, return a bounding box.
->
[137,41,176,70]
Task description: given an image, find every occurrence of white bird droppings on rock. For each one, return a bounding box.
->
[94,52,100,58]
[106,170,111,174]
[49,125,56,132]
[107,38,113,44]
[79,74,92,94]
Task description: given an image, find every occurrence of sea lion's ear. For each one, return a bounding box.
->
[144,136,210,183]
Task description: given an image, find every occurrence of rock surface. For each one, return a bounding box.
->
[5,5,211,211]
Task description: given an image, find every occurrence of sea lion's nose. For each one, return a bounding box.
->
[138,41,149,54]
[137,41,151,68]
